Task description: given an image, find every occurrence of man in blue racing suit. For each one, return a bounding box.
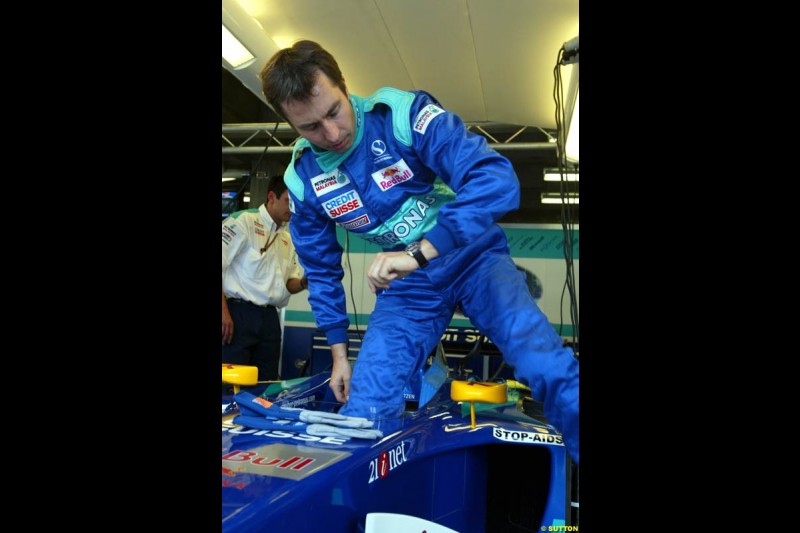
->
[259,40,579,462]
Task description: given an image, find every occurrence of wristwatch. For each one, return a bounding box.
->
[405,241,428,268]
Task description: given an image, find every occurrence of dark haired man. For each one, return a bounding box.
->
[222,174,308,381]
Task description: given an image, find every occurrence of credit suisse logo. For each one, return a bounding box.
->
[324,190,363,219]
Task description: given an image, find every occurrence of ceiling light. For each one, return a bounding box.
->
[222,24,256,69]
[243,195,251,203]
[222,177,236,182]
[541,193,579,205]
[543,169,579,182]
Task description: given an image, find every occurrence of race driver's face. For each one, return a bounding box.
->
[283,70,355,154]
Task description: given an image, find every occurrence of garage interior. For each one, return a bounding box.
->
[221,1,580,530]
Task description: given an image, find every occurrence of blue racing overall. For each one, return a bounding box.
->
[284,88,579,462]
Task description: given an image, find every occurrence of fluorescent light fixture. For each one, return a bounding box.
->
[544,170,579,182]
[222,24,256,69]
[222,177,236,182]
[243,195,251,203]
[565,90,579,163]
[562,57,578,164]
[541,193,579,205]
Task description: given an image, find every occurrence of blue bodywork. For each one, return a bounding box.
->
[222,372,569,532]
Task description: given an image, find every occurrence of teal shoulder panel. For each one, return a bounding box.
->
[284,140,311,202]
[363,87,415,146]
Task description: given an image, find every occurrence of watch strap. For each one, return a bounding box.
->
[405,242,428,268]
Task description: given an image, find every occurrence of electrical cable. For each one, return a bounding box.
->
[554,46,580,527]
[552,46,580,355]
[488,360,506,382]
[456,334,486,377]
[345,231,364,344]
[320,231,364,374]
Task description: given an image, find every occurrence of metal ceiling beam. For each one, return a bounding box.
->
[223,123,296,133]
[222,143,555,155]
[222,122,557,154]
[223,146,295,154]
[221,122,553,134]
[222,143,556,155]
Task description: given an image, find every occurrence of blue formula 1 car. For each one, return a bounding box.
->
[222,362,574,533]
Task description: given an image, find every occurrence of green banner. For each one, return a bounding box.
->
[285,310,572,336]
[336,226,578,259]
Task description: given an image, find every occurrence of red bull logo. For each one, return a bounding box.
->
[371,159,414,191]
[221,443,351,481]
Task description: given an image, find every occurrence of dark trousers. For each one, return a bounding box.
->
[222,299,282,381]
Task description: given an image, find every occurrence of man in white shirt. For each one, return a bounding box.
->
[222,174,307,381]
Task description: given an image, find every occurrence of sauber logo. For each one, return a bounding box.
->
[371,139,387,156]
[371,139,392,164]
[311,170,350,197]
[368,441,408,484]
[371,159,413,191]
[324,190,363,219]
[413,104,445,134]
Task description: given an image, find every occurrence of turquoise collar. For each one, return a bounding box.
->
[307,94,364,173]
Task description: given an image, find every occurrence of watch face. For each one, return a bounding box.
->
[405,241,427,267]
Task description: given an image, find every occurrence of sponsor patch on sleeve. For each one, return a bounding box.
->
[222,225,237,238]
[413,104,445,134]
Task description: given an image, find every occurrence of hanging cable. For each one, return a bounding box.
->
[321,231,363,373]
[554,42,580,530]
[553,45,580,356]
[345,231,364,344]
